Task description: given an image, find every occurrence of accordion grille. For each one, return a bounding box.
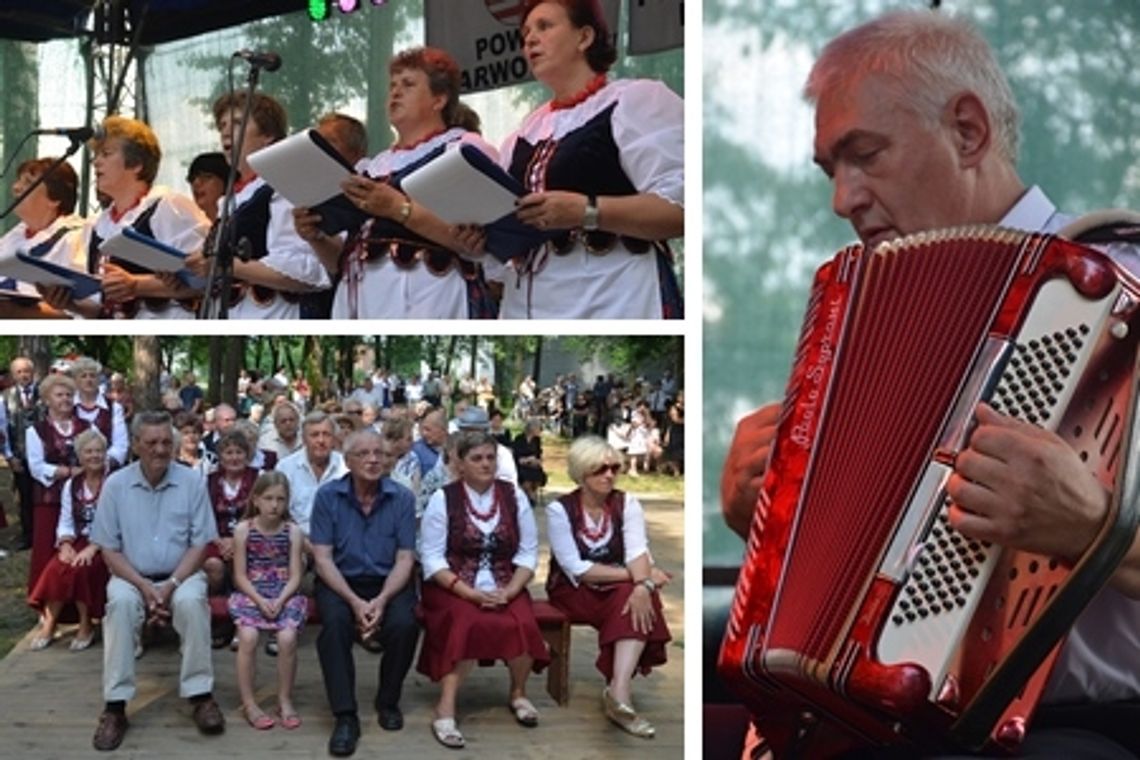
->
[767,231,1031,661]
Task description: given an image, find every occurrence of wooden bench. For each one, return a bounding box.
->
[212,595,574,706]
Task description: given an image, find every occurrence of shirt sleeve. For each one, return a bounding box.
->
[309,484,335,547]
[394,484,416,551]
[57,477,77,543]
[622,493,650,565]
[512,486,538,571]
[25,425,56,487]
[90,475,121,551]
[153,191,211,257]
[187,474,219,546]
[612,80,684,207]
[108,401,128,467]
[546,500,592,584]
[419,489,449,579]
[256,194,331,289]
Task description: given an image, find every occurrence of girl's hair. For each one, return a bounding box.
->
[245,470,292,521]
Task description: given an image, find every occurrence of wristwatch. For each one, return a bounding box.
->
[168,575,182,589]
[582,194,600,231]
[640,577,657,593]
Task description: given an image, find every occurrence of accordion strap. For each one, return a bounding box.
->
[1059,209,1140,245]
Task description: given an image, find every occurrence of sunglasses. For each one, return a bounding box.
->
[590,463,621,476]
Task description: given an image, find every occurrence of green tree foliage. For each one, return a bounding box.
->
[0,40,39,235]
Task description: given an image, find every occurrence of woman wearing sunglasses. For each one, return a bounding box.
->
[545,434,673,738]
[293,47,498,319]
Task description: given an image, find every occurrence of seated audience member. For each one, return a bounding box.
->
[204,431,258,603]
[90,411,224,751]
[418,430,549,749]
[546,435,671,738]
[27,428,112,650]
[175,411,215,477]
[310,430,419,756]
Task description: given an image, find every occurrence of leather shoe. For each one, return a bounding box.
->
[92,711,128,751]
[329,714,360,756]
[377,705,403,731]
[191,697,226,734]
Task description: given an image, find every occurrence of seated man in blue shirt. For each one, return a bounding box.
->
[310,428,419,757]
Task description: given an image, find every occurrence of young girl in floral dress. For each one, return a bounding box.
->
[228,471,307,730]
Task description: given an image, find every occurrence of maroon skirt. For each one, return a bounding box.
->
[548,579,670,680]
[28,502,62,595]
[27,537,109,618]
[417,581,551,682]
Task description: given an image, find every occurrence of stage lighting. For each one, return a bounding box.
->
[338,0,360,11]
[308,0,329,21]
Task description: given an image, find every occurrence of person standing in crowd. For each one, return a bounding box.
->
[292,47,499,320]
[26,372,87,596]
[316,113,370,167]
[0,158,86,319]
[27,428,111,651]
[185,92,331,319]
[90,411,223,751]
[417,430,549,749]
[71,357,128,468]
[5,356,41,550]
[179,371,204,414]
[185,152,228,223]
[546,435,671,738]
[310,430,419,757]
[413,408,450,516]
[476,0,683,319]
[49,116,209,319]
[228,471,307,731]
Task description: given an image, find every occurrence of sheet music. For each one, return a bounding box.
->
[0,252,73,287]
[401,145,519,224]
[99,229,188,273]
[247,129,354,208]
[12,253,102,299]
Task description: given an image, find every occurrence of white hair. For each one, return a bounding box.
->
[804,10,1020,164]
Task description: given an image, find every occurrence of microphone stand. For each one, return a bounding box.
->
[0,136,86,220]
[197,61,264,320]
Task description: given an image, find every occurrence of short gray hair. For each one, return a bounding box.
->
[804,10,1020,164]
[301,409,332,431]
[74,427,108,454]
[343,428,384,457]
[130,410,173,440]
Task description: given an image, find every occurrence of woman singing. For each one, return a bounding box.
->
[488,0,684,319]
[293,47,498,319]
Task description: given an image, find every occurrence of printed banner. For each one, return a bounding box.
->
[424,0,620,94]
[628,0,684,54]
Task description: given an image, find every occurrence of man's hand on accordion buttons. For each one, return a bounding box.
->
[946,403,1108,562]
[722,402,781,540]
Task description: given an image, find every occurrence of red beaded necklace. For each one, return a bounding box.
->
[393,126,448,152]
[550,73,607,111]
[463,483,500,522]
[108,192,148,224]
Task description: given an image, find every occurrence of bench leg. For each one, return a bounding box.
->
[541,621,571,706]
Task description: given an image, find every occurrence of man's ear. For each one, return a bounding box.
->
[945,91,992,169]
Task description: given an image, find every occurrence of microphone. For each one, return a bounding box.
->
[34,124,105,142]
[232,49,282,72]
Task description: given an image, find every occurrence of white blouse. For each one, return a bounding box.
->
[420,480,537,592]
[545,491,650,586]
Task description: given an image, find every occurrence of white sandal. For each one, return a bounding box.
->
[431,717,465,749]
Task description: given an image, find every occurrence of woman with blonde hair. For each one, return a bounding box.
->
[545,434,672,737]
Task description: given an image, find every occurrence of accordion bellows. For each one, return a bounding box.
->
[719,226,1140,755]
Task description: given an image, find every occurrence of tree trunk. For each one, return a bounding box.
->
[469,336,478,379]
[532,336,543,385]
[19,336,52,379]
[221,335,244,406]
[443,335,459,376]
[132,335,161,412]
[207,335,223,407]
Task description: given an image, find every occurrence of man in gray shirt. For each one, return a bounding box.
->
[90,411,225,751]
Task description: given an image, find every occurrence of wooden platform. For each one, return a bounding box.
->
[0,495,684,759]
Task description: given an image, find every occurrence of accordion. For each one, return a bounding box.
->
[718,226,1140,755]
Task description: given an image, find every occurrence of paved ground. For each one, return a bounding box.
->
[0,493,684,759]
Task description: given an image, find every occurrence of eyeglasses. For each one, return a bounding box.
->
[590,463,621,477]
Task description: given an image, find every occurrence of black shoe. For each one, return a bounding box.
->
[329,714,360,757]
[377,705,403,731]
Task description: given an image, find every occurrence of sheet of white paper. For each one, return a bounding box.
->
[100,232,185,272]
[402,146,518,224]
[247,130,351,207]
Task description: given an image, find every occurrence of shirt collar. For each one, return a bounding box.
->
[127,460,178,491]
[999,185,1062,233]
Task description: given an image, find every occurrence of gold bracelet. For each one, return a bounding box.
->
[398,199,413,224]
